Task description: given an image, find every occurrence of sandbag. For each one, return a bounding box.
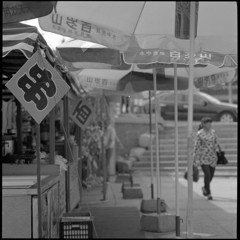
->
[129,147,146,161]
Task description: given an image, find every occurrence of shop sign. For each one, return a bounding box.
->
[6,50,70,124]
[77,75,118,90]
[194,70,235,89]
[70,97,93,130]
[39,11,130,51]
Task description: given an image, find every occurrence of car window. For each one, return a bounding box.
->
[161,93,184,104]
[181,93,205,104]
[193,94,204,104]
[198,92,221,104]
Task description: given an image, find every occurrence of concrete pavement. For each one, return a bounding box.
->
[75,170,237,239]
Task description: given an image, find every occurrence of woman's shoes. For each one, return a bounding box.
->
[201,186,213,200]
[202,187,208,196]
[207,195,213,200]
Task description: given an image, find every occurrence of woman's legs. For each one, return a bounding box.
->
[105,148,114,181]
[201,164,213,195]
[209,165,215,183]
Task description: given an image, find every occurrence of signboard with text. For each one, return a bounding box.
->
[194,70,235,89]
[70,97,93,130]
[39,11,130,51]
[6,50,70,124]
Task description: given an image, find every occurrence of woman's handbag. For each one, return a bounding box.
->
[217,144,228,165]
[184,165,199,182]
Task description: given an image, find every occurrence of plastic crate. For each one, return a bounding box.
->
[60,212,93,239]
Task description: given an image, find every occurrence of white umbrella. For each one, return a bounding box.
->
[39,2,237,237]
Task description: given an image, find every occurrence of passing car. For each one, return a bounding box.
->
[144,91,237,122]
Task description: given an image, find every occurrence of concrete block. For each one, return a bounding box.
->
[140,199,167,213]
[116,159,133,173]
[121,182,139,193]
[140,213,175,233]
[115,173,131,183]
[122,183,143,199]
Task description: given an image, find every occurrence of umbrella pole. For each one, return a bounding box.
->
[36,122,42,238]
[101,94,107,200]
[186,2,196,238]
[153,68,161,214]
[149,90,154,199]
[174,64,180,236]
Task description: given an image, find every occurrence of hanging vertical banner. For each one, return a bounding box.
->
[70,96,93,130]
[175,2,199,39]
[6,50,70,124]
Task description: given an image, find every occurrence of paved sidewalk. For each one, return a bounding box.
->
[74,171,237,239]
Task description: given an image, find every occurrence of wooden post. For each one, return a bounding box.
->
[63,96,70,212]
[36,123,42,238]
[77,126,83,202]
[16,99,22,154]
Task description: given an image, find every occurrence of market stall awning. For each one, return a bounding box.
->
[3,22,56,61]
[3,1,54,24]
[2,22,67,100]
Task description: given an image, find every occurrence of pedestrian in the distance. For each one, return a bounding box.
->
[103,118,116,182]
[193,117,220,200]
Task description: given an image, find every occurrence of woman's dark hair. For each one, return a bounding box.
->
[201,117,213,124]
[198,117,212,130]
[198,123,203,131]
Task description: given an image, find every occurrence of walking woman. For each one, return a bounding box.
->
[193,117,220,200]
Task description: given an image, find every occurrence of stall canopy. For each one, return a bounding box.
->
[3,1,54,24]
[57,40,236,94]
[2,22,70,100]
[39,2,237,67]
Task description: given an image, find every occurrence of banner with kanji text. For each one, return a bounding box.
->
[70,96,94,130]
[6,50,70,124]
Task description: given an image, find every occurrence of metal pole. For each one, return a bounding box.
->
[153,68,161,214]
[36,123,42,238]
[174,64,180,237]
[228,82,233,103]
[101,94,107,200]
[187,2,196,238]
[149,90,154,199]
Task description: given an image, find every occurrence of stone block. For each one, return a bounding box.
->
[116,159,133,173]
[140,213,175,233]
[140,199,167,213]
[115,173,131,183]
[122,183,143,199]
[121,182,138,193]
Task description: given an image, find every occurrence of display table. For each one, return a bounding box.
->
[2,164,66,238]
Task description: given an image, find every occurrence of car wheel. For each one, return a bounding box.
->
[219,112,235,123]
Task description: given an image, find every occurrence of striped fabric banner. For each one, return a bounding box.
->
[3,22,40,59]
[3,22,55,62]
[2,22,59,101]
